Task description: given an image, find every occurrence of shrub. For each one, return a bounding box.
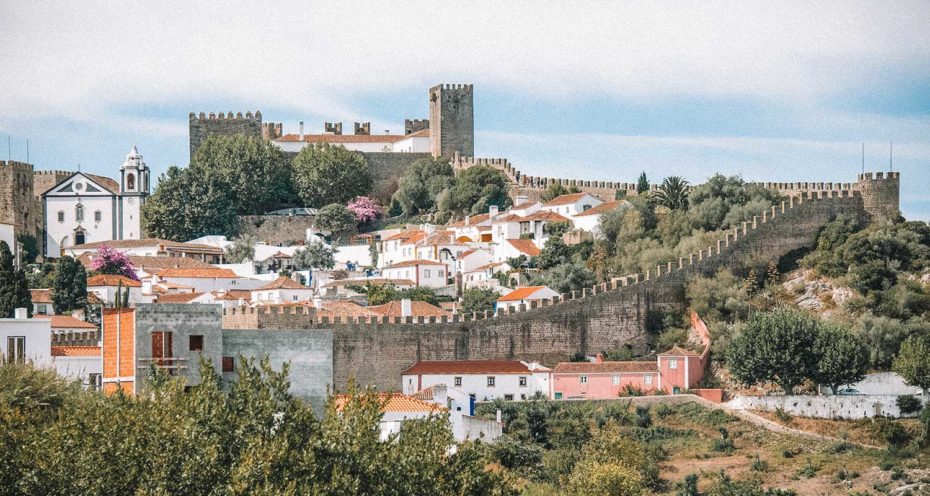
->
[774,407,793,424]
[875,419,912,450]
[798,459,818,478]
[712,428,735,454]
[897,395,923,415]
[676,473,699,496]
[750,454,769,472]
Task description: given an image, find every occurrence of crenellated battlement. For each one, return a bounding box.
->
[189,111,261,121]
[404,119,429,135]
[262,122,283,141]
[189,110,263,158]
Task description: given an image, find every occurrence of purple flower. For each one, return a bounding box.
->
[90,244,139,281]
[347,196,383,224]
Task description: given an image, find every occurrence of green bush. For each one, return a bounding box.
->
[897,395,923,415]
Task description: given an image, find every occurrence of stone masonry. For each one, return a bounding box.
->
[189,111,262,160]
[429,84,474,159]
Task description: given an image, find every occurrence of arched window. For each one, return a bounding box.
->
[75,205,84,222]
[126,173,135,190]
[74,230,86,245]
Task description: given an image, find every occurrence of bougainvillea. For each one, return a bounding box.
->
[90,245,139,281]
[346,196,383,224]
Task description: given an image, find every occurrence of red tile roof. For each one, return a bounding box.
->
[156,292,206,304]
[382,230,427,243]
[543,192,590,207]
[467,261,507,273]
[403,360,534,375]
[498,286,551,302]
[70,238,223,254]
[324,278,417,288]
[416,230,456,247]
[512,201,540,210]
[523,211,572,223]
[553,361,658,373]
[383,259,448,269]
[317,301,377,319]
[158,268,238,278]
[505,239,541,257]
[333,393,446,414]
[77,253,217,271]
[658,346,703,357]
[276,133,419,144]
[213,289,252,301]
[86,274,142,287]
[30,289,52,304]
[34,315,98,329]
[573,200,627,217]
[51,345,101,357]
[368,300,450,318]
[255,276,310,290]
[447,213,491,228]
[84,174,120,194]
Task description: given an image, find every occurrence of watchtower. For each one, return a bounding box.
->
[188,111,262,160]
[857,171,901,221]
[428,84,474,158]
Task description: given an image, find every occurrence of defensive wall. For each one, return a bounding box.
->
[237,214,316,245]
[189,111,262,160]
[223,183,877,391]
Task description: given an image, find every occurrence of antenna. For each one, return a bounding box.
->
[6,135,9,162]
[861,142,865,174]
[890,140,893,172]
[26,139,29,164]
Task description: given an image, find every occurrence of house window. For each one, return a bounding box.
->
[668,358,678,370]
[75,205,84,222]
[519,376,527,387]
[36,304,47,315]
[612,375,620,385]
[424,270,431,278]
[438,270,444,277]
[57,211,64,223]
[554,392,563,400]
[454,376,462,386]
[222,356,234,372]
[504,394,514,401]
[74,230,86,245]
[580,375,588,384]
[88,373,101,390]
[189,335,204,352]
[645,375,653,385]
[292,295,298,301]
[6,336,25,363]
[487,376,496,387]
[94,210,102,222]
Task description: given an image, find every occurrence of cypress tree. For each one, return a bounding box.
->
[0,241,17,317]
[637,171,650,194]
[52,256,87,314]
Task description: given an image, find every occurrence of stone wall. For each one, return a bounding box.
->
[189,111,262,160]
[0,161,38,239]
[729,394,917,419]
[360,152,431,203]
[429,84,474,158]
[237,215,315,245]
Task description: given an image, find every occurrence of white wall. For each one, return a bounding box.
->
[0,317,52,368]
[729,394,924,419]
[54,356,102,385]
[252,288,314,304]
[821,372,923,396]
[333,244,372,268]
[402,372,550,402]
[0,223,13,251]
[45,194,116,258]
[392,136,430,153]
[160,276,264,293]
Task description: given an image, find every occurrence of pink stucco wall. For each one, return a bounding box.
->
[553,372,658,400]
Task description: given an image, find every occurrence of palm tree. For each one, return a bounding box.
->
[654,176,690,210]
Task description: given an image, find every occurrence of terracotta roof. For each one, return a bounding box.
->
[403,360,533,375]
[51,345,101,357]
[543,192,590,207]
[276,133,413,144]
[315,301,377,319]
[30,289,52,304]
[383,259,448,269]
[84,174,120,194]
[573,200,627,217]
[158,268,238,278]
[403,128,431,139]
[324,278,417,288]
[467,262,507,273]
[368,300,450,318]
[86,293,104,304]
[382,230,427,243]
[77,253,217,271]
[86,274,142,287]
[523,211,572,223]
[553,361,658,373]
[658,346,703,357]
[333,393,446,414]
[460,249,477,258]
[416,230,456,247]
[255,276,310,290]
[412,385,437,400]
[213,289,252,301]
[156,292,206,304]
[498,286,551,302]
[505,239,541,257]
[269,251,292,259]
[447,213,491,228]
[34,315,98,329]
[492,213,525,223]
[70,238,223,254]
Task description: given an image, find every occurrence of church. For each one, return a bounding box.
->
[43,146,150,258]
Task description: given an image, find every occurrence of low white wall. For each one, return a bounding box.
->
[821,372,923,396]
[729,394,923,419]
[459,415,502,442]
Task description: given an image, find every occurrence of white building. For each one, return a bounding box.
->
[379,230,427,268]
[462,262,510,291]
[43,146,150,258]
[67,238,225,265]
[497,286,561,312]
[570,200,630,234]
[251,276,314,305]
[381,260,449,288]
[272,126,431,154]
[157,267,263,293]
[0,309,52,367]
[493,239,541,263]
[86,274,146,307]
[402,360,552,402]
[540,192,602,217]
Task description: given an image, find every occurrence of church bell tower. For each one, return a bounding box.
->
[119,145,150,239]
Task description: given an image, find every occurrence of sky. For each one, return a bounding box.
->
[1,2,929,218]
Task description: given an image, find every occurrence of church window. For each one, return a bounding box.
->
[94,211,102,222]
[57,211,64,223]
[126,173,135,190]
[74,231,86,245]
[75,205,84,222]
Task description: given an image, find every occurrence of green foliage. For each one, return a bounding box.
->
[191,134,293,214]
[636,172,649,194]
[535,236,572,270]
[677,473,699,496]
[532,262,595,294]
[712,427,735,454]
[654,176,690,210]
[0,241,31,318]
[26,262,55,289]
[541,183,581,203]
[355,284,446,307]
[543,221,572,237]
[856,314,930,369]
[686,174,781,232]
[461,287,499,314]
[812,323,869,394]
[314,203,357,240]
[392,157,455,215]
[15,234,38,264]
[142,165,240,240]
[442,166,511,215]
[893,334,930,395]
[896,395,923,415]
[686,269,750,324]
[51,256,87,314]
[292,241,335,271]
[727,307,820,394]
[226,234,256,263]
[292,143,372,207]
[707,472,797,496]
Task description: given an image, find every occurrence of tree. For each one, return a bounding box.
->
[293,242,335,271]
[653,176,690,210]
[16,234,38,264]
[441,165,511,215]
[347,196,383,225]
[392,157,455,215]
[0,241,31,318]
[726,307,820,394]
[226,234,256,263]
[534,262,595,294]
[314,203,357,240]
[461,288,499,314]
[51,256,87,314]
[894,334,930,395]
[541,183,581,203]
[142,166,239,240]
[813,324,869,394]
[636,172,649,194]
[191,134,293,214]
[292,143,372,207]
[535,236,571,270]
[90,245,139,281]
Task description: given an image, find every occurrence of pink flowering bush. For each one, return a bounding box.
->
[91,244,139,281]
[347,196,383,224]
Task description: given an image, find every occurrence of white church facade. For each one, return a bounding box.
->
[43,146,150,258]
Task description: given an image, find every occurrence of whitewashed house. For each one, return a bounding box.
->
[381,260,449,288]
[251,276,314,305]
[497,286,560,312]
[402,360,552,402]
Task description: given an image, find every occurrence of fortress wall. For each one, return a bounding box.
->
[359,152,431,203]
[189,111,262,160]
[0,161,38,239]
[237,215,315,245]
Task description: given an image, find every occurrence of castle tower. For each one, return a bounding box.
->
[857,171,900,221]
[429,84,474,158]
[188,111,262,160]
[0,161,37,239]
[119,146,150,240]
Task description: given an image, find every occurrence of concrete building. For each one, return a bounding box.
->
[402,360,552,402]
[570,200,630,234]
[0,309,52,366]
[157,267,263,293]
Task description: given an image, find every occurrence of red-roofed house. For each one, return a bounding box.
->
[381,259,450,288]
[87,274,147,307]
[571,200,632,233]
[402,360,552,401]
[157,267,263,293]
[497,286,559,311]
[541,192,603,217]
[368,299,450,319]
[495,238,542,262]
[379,229,427,268]
[251,276,314,305]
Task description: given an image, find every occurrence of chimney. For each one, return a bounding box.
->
[299,121,304,140]
[595,353,604,363]
[516,195,528,206]
[14,308,27,320]
[496,409,502,424]
[312,297,322,309]
[142,280,152,295]
[401,298,412,318]
[489,205,499,217]
[464,215,471,226]
[433,383,448,405]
